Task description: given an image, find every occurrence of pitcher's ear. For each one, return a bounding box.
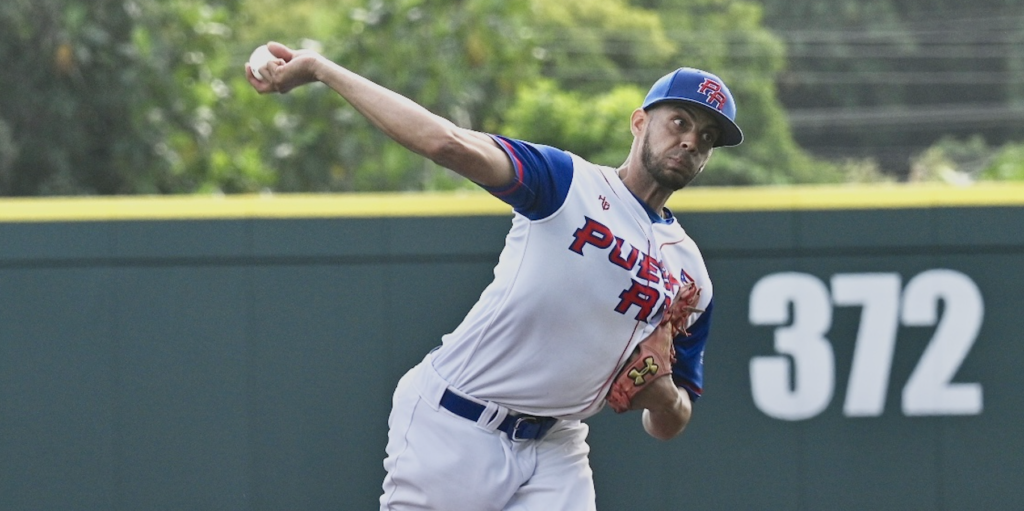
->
[630,108,648,137]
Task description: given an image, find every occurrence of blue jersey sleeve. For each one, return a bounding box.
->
[672,299,713,402]
[482,135,574,220]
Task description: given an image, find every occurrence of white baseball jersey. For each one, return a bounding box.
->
[429,136,714,420]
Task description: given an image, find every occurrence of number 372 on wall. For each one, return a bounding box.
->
[749,269,983,421]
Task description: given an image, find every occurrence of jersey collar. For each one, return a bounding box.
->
[627,188,675,225]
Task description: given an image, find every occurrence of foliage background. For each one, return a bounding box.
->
[1,0,1022,195]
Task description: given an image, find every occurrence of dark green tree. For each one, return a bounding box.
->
[237,0,541,191]
[14,0,978,194]
[0,0,270,195]
[0,0,145,194]
[501,0,843,185]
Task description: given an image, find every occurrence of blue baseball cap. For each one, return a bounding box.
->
[642,68,743,147]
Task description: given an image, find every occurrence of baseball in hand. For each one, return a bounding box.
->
[248,44,275,81]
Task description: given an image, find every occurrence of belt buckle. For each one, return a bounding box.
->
[510,416,539,442]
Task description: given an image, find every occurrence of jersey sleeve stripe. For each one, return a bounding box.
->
[479,135,574,220]
[488,137,526,198]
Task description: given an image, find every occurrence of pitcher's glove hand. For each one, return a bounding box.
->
[606,282,703,413]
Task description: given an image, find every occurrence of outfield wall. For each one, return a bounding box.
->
[1,184,1023,510]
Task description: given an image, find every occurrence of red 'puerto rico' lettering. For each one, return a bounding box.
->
[636,253,661,284]
[608,237,639,270]
[615,280,660,321]
[568,217,680,323]
[569,217,613,255]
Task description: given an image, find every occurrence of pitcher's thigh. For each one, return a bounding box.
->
[504,421,596,511]
[380,391,525,511]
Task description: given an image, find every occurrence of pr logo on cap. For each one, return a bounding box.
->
[697,79,728,112]
[641,68,744,146]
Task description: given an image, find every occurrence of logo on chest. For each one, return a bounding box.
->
[568,216,682,322]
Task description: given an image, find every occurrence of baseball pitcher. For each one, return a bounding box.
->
[248,41,743,511]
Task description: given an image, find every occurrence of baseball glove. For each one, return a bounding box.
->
[606,281,703,413]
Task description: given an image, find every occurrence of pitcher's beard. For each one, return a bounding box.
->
[640,132,704,191]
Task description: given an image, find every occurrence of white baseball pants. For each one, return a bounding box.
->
[379,355,597,511]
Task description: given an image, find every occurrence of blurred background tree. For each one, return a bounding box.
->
[235,0,541,192]
[0,0,1021,195]
[2,0,148,194]
[0,0,267,194]
[507,0,845,185]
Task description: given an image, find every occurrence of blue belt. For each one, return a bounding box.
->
[439,389,557,441]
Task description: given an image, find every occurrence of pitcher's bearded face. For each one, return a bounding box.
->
[640,104,719,190]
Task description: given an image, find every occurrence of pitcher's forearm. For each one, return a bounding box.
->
[310,57,513,187]
[312,58,451,158]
